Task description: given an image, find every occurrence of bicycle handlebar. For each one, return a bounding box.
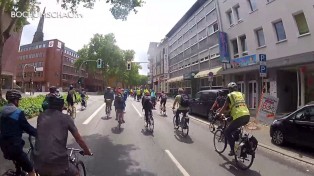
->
[67,148,93,156]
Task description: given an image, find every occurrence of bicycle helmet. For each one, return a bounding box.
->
[6,89,22,101]
[227,82,238,92]
[178,88,184,93]
[69,85,74,90]
[48,93,65,109]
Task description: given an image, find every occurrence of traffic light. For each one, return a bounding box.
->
[97,59,102,68]
[127,61,131,70]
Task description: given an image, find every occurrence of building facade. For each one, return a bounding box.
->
[147,42,158,89]
[165,0,223,97]
[218,0,314,114]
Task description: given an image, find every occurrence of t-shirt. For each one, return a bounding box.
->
[33,109,78,175]
[175,95,189,111]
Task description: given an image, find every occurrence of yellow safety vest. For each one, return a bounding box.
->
[228,91,250,120]
[136,90,141,95]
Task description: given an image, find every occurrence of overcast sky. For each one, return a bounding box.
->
[20,0,196,75]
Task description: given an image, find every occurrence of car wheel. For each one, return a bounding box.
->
[272,129,284,145]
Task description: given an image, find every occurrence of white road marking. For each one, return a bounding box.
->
[82,103,106,124]
[165,150,190,176]
[132,103,143,117]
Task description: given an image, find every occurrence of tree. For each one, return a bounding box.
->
[76,33,143,88]
[0,0,144,97]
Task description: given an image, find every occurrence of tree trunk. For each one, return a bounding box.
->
[0,41,4,98]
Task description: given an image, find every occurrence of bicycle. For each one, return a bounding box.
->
[81,98,87,110]
[67,105,77,119]
[2,136,37,176]
[172,109,189,137]
[144,110,154,132]
[116,109,124,130]
[105,99,112,118]
[213,115,258,170]
[208,110,223,133]
[66,148,90,176]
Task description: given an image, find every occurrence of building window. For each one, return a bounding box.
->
[231,39,239,57]
[294,12,310,35]
[226,10,233,25]
[208,22,219,35]
[239,35,248,55]
[256,28,266,47]
[273,20,286,41]
[248,0,257,12]
[233,5,240,21]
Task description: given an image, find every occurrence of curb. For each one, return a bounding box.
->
[187,115,314,166]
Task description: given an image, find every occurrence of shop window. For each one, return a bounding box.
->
[262,80,270,94]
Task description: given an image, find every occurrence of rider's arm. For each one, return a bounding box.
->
[19,111,37,137]
[172,95,178,109]
[211,100,218,111]
[68,118,92,155]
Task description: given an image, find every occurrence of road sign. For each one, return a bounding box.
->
[260,65,267,77]
[259,54,266,62]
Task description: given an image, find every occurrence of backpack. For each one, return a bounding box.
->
[42,98,49,110]
[143,96,153,109]
[180,94,190,107]
[161,94,167,100]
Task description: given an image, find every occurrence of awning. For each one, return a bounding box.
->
[194,67,222,78]
[166,76,184,83]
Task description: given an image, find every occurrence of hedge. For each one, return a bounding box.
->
[0,93,87,119]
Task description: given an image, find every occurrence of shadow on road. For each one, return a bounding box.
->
[141,129,154,137]
[101,116,112,120]
[111,127,124,134]
[68,134,157,176]
[219,153,261,176]
[271,140,314,159]
[174,130,194,144]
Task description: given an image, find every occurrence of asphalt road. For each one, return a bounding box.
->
[1,95,314,176]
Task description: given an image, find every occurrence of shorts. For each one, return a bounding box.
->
[160,99,167,106]
[67,100,74,107]
[0,143,33,172]
[38,162,77,176]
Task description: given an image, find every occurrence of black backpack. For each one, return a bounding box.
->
[180,94,190,107]
[143,96,153,109]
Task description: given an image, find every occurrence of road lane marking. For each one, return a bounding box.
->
[132,103,143,117]
[165,150,190,176]
[82,103,106,125]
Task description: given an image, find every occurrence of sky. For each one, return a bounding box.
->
[20,0,196,75]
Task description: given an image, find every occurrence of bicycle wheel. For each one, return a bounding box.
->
[173,116,179,129]
[148,117,154,132]
[213,129,227,154]
[76,160,86,176]
[73,107,77,119]
[234,142,255,170]
[181,118,189,137]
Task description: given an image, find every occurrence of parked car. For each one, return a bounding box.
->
[270,103,314,148]
[189,89,229,117]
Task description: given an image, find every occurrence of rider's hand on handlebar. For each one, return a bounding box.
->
[83,149,93,156]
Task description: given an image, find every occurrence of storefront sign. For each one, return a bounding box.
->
[219,32,230,63]
[258,94,279,119]
[231,54,257,68]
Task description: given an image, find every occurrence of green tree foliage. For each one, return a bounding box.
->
[0,0,144,97]
[76,33,145,87]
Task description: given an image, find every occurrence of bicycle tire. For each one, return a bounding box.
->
[234,142,255,170]
[148,117,154,132]
[181,118,189,137]
[173,116,179,129]
[73,107,77,119]
[213,129,227,154]
[76,160,86,176]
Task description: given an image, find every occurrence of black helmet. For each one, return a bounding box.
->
[6,89,22,101]
[49,86,57,93]
[48,93,64,109]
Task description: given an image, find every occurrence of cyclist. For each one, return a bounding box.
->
[136,88,141,101]
[42,86,57,111]
[217,82,250,156]
[172,88,190,127]
[0,90,37,176]
[66,85,77,115]
[209,90,226,119]
[114,89,125,123]
[150,89,157,109]
[80,88,87,109]
[142,91,153,127]
[33,93,92,175]
[104,87,114,111]
[158,91,167,112]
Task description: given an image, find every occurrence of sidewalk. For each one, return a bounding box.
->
[166,98,314,165]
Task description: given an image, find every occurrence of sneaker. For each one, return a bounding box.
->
[228,151,235,156]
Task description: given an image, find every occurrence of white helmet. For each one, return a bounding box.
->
[227,82,237,90]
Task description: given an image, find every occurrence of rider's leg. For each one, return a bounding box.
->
[14,151,36,176]
[144,108,149,125]
[224,115,250,155]
[175,110,181,126]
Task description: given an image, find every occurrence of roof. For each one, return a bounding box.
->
[166,0,207,38]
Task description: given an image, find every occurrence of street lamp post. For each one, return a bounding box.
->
[22,64,36,93]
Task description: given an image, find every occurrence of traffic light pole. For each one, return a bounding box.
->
[78,59,100,91]
[22,64,36,93]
